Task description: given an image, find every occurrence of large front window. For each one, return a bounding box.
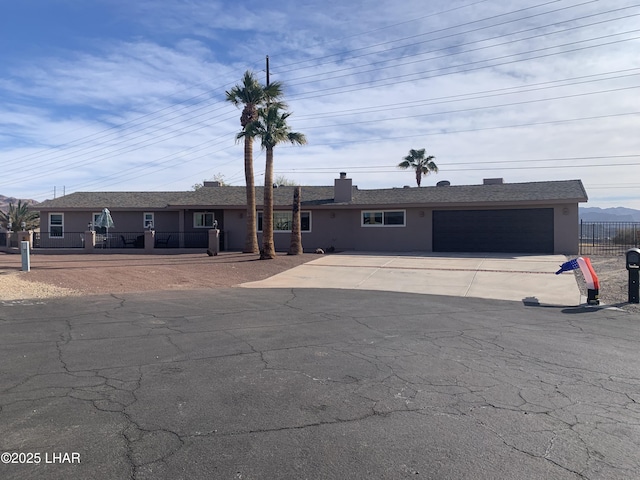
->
[361,210,405,227]
[257,211,311,232]
[194,212,215,228]
[50,213,64,237]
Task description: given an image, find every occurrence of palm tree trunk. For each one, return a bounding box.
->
[243,136,259,253]
[261,147,276,259]
[288,186,302,255]
[415,168,422,187]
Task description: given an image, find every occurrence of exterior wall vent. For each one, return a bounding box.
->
[483,178,504,185]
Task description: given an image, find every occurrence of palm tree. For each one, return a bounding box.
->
[0,201,39,231]
[398,148,438,187]
[288,186,303,255]
[241,105,307,259]
[225,71,284,253]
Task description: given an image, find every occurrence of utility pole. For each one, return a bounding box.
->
[266,55,270,87]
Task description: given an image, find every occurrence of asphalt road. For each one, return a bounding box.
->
[1,288,639,480]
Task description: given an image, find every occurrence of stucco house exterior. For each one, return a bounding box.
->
[34,174,588,254]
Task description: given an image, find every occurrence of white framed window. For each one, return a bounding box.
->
[194,212,215,228]
[257,211,311,233]
[49,213,64,237]
[361,210,406,227]
[144,212,155,229]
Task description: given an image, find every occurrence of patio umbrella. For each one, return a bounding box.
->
[94,208,115,247]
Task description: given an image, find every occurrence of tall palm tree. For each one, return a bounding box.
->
[241,105,307,259]
[288,186,303,255]
[225,71,284,253]
[0,201,39,231]
[398,148,438,187]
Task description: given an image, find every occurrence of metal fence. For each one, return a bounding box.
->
[154,232,224,249]
[33,232,85,248]
[579,221,640,256]
[153,232,214,249]
[31,231,221,250]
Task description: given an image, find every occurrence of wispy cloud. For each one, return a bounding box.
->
[0,0,638,208]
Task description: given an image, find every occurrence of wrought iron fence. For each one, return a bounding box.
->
[33,232,85,248]
[153,232,210,249]
[30,230,223,250]
[579,221,640,256]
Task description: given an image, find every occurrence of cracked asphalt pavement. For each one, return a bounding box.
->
[1,288,640,479]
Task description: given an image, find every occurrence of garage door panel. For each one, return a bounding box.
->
[433,209,554,253]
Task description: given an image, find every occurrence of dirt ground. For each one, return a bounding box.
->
[576,255,640,313]
[1,251,639,312]
[0,251,316,300]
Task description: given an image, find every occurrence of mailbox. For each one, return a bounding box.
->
[626,248,640,270]
[626,248,640,303]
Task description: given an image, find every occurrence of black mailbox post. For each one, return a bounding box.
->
[626,248,640,303]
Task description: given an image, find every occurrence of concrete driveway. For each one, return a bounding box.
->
[242,252,582,306]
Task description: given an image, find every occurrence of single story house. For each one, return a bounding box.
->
[34,174,588,254]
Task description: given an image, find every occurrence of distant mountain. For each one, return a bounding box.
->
[0,195,39,213]
[580,207,640,222]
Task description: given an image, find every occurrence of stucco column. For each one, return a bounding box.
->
[84,230,96,251]
[208,229,219,256]
[144,230,155,253]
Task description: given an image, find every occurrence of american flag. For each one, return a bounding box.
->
[555,258,580,275]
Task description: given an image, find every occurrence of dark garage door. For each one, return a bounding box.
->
[433,208,554,253]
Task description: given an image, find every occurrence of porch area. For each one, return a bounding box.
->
[0,230,225,254]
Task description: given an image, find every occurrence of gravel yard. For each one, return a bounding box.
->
[0,251,315,301]
[1,251,638,312]
[576,255,640,313]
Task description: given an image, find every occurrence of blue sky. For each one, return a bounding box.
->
[1,0,639,208]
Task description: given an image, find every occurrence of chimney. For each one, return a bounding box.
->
[334,172,352,203]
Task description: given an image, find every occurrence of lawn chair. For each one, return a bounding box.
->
[121,235,137,248]
[155,234,172,248]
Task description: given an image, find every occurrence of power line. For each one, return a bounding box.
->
[4,1,638,195]
[5,7,634,166]
[275,0,579,73]
[280,1,632,81]
[295,69,640,120]
[275,162,640,174]
[271,155,640,172]
[286,32,640,102]
[296,85,640,130]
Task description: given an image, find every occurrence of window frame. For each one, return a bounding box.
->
[257,211,312,233]
[49,213,64,238]
[144,212,155,229]
[193,212,215,228]
[361,210,406,227]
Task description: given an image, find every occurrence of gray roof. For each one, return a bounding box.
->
[36,180,587,211]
